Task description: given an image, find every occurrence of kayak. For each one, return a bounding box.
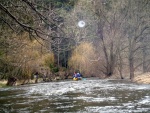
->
[73,77,82,81]
[73,77,78,81]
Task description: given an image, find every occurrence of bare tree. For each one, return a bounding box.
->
[93,0,127,77]
[124,0,150,79]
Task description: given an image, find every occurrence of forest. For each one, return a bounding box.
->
[0,0,150,85]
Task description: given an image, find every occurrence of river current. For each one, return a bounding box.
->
[0,78,150,113]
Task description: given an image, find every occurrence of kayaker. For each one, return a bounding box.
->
[76,72,81,78]
[76,72,82,80]
[73,72,77,78]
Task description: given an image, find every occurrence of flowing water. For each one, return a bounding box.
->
[0,78,150,113]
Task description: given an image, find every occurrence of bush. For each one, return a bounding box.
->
[68,42,98,76]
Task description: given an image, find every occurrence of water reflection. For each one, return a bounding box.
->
[0,79,150,112]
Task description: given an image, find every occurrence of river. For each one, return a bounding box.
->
[0,78,150,113]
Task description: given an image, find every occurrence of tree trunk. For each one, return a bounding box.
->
[118,52,124,79]
[128,36,134,80]
[129,58,134,80]
[142,38,147,73]
[142,48,147,73]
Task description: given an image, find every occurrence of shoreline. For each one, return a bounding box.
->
[1,74,150,88]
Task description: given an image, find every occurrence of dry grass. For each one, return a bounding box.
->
[107,73,150,84]
[0,80,7,88]
[134,72,150,84]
